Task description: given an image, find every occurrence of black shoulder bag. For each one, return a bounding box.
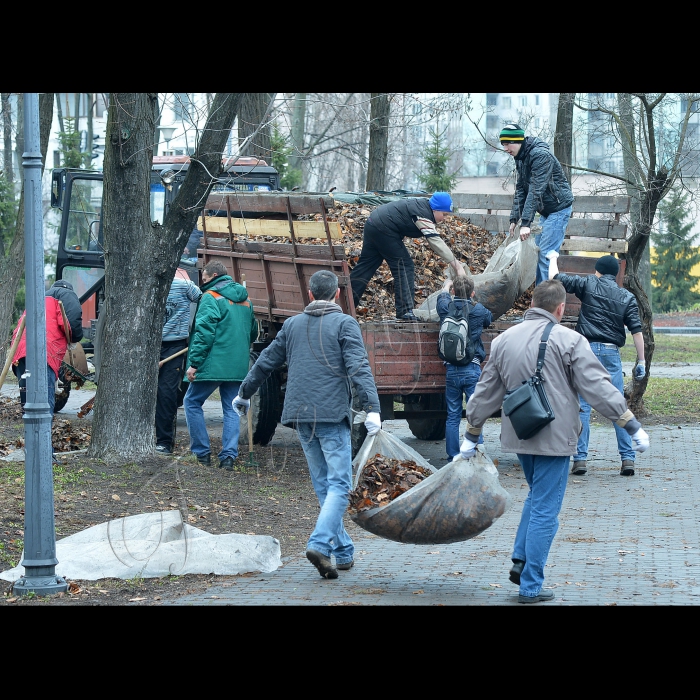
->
[502,322,556,440]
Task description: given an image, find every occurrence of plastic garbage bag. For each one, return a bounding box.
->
[414,234,537,322]
[350,426,511,544]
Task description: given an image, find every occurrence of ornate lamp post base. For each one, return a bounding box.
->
[13,574,68,597]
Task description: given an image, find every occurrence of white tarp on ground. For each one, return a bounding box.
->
[0,510,282,582]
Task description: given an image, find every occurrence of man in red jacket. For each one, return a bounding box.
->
[11,296,69,415]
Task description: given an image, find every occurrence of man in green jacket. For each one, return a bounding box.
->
[184,261,258,469]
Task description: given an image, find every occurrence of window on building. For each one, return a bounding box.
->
[486,114,499,129]
[487,162,499,176]
[535,94,540,106]
[502,96,511,110]
[535,118,541,128]
[486,93,498,106]
[519,96,527,107]
[173,93,192,121]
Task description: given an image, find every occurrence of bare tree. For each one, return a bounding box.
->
[2,93,13,185]
[0,93,53,369]
[365,93,391,191]
[88,93,244,459]
[554,93,574,183]
[238,93,276,161]
[570,92,700,413]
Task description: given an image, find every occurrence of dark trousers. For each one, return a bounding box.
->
[13,357,57,414]
[155,339,187,449]
[350,222,415,318]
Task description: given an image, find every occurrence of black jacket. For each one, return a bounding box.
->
[366,197,435,239]
[435,293,493,363]
[510,137,574,227]
[46,280,83,343]
[554,273,642,347]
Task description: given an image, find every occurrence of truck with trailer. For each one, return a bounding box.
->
[195,190,631,454]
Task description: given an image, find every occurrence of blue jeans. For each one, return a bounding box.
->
[445,362,483,459]
[575,342,634,462]
[184,380,240,460]
[535,205,572,286]
[296,421,354,565]
[512,453,570,597]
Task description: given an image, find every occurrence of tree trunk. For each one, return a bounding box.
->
[86,92,94,168]
[88,93,244,459]
[14,95,23,175]
[365,93,390,192]
[238,93,275,162]
[553,93,574,183]
[0,93,52,371]
[2,93,13,186]
[289,93,306,183]
[55,93,64,134]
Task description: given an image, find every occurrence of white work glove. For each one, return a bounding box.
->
[459,436,478,460]
[365,412,381,436]
[634,365,646,380]
[232,395,250,417]
[545,250,560,260]
[631,427,650,453]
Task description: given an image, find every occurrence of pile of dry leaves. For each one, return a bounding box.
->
[52,419,91,453]
[348,454,433,514]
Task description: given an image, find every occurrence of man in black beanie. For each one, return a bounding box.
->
[500,123,574,286]
[547,252,646,476]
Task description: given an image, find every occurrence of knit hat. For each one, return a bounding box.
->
[595,255,620,276]
[499,123,525,143]
[429,192,453,212]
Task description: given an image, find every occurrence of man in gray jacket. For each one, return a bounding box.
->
[462,279,649,603]
[234,270,381,580]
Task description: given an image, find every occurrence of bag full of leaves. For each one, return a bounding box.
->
[349,429,511,544]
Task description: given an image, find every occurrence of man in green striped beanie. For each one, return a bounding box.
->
[500,123,574,286]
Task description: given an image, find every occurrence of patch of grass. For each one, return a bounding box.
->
[641,377,700,421]
[621,334,700,363]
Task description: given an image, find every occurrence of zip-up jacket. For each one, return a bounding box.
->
[239,300,380,428]
[185,275,257,382]
[436,292,493,363]
[46,280,83,343]
[510,137,574,228]
[554,272,643,347]
[162,274,202,342]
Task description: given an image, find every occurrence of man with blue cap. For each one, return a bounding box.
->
[350,192,467,321]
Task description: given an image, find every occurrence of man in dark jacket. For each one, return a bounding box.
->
[436,276,492,463]
[548,252,646,477]
[184,261,258,469]
[234,270,381,580]
[46,280,83,343]
[501,124,575,286]
[350,192,467,322]
[156,268,202,455]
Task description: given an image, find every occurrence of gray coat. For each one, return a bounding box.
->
[464,307,629,456]
[239,301,380,427]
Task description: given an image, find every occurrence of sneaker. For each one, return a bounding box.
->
[518,589,555,604]
[509,559,525,585]
[156,445,172,455]
[306,549,338,579]
[196,453,211,466]
[399,312,419,323]
[571,460,587,476]
[620,460,635,476]
[219,456,235,471]
[337,560,354,571]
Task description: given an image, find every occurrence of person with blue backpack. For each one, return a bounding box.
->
[436,276,492,465]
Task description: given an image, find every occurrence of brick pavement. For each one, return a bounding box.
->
[169,421,700,606]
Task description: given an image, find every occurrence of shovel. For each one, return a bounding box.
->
[240,273,258,470]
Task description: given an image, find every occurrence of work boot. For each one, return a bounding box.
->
[509,559,525,585]
[571,460,587,476]
[306,549,338,579]
[518,589,555,604]
[156,444,172,455]
[220,456,235,471]
[399,312,419,323]
[620,460,635,476]
[196,453,211,466]
[337,560,354,571]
